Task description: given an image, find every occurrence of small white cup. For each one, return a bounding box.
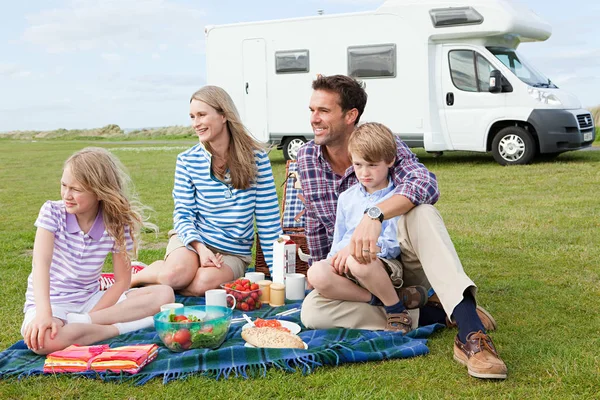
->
[160,302,184,313]
[205,289,236,310]
[244,271,265,283]
[285,273,306,301]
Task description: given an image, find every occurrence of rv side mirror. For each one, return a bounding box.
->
[489,70,503,93]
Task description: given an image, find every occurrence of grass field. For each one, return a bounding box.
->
[0,140,599,399]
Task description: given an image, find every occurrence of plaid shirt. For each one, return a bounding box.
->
[296,137,440,264]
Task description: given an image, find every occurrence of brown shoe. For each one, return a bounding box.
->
[453,331,507,379]
[445,306,498,332]
[384,311,412,334]
[397,285,428,309]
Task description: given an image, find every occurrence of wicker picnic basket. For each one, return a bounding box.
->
[254,160,309,277]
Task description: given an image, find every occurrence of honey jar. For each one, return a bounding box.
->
[269,283,285,307]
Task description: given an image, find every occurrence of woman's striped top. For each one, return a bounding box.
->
[172,143,282,272]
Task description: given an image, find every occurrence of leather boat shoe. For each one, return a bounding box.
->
[453,331,507,379]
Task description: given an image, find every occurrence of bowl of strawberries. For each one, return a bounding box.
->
[221,278,262,311]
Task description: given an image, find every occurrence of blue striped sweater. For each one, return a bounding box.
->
[172,143,282,272]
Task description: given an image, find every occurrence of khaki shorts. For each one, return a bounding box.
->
[165,230,251,280]
[345,257,404,288]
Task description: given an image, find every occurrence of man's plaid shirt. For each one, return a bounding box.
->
[296,137,440,264]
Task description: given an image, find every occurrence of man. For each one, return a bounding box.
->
[297,75,507,380]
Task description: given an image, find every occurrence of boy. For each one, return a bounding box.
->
[308,122,425,333]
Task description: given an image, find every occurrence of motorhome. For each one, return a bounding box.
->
[205,0,595,165]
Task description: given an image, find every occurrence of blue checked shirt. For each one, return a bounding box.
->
[328,180,401,259]
[297,136,439,264]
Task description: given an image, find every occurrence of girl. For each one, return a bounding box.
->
[22,147,174,355]
[131,86,282,295]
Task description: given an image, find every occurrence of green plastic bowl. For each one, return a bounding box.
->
[153,305,232,352]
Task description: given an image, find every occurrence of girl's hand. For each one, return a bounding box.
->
[331,247,352,275]
[24,313,59,351]
[198,245,223,268]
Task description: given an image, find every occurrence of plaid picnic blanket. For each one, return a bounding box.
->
[0,296,443,385]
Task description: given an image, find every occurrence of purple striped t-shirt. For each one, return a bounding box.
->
[24,200,133,313]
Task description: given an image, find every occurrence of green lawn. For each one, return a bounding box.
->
[1,141,599,399]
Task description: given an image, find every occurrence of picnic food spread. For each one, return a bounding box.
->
[241,326,305,349]
[221,278,263,311]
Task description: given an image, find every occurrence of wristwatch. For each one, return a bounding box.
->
[364,206,384,223]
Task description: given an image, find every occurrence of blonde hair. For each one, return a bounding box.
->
[64,147,156,260]
[348,122,397,164]
[190,86,263,189]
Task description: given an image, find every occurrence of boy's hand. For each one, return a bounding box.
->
[350,216,381,264]
[331,246,352,275]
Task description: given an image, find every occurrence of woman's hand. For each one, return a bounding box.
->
[198,244,223,268]
[331,246,352,275]
[24,313,59,351]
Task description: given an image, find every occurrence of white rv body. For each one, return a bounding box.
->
[205,0,595,164]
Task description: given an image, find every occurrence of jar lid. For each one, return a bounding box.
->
[270,283,285,290]
[257,280,272,286]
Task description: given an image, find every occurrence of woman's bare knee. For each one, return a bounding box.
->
[158,263,196,289]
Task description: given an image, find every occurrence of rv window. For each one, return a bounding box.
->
[449,50,477,92]
[275,50,310,74]
[347,44,396,78]
[430,7,483,28]
[475,55,495,91]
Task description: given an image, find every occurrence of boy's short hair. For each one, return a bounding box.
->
[348,122,396,164]
[312,75,367,125]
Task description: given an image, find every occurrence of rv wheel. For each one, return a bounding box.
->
[282,137,307,161]
[492,126,536,165]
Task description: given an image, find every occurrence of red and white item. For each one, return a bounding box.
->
[272,235,296,284]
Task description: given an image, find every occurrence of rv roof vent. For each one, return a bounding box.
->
[429,7,483,28]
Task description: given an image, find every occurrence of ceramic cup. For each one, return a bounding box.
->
[244,271,266,283]
[285,273,306,301]
[160,302,184,313]
[205,289,236,310]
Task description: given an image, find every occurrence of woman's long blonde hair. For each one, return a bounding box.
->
[190,86,263,189]
[64,147,156,260]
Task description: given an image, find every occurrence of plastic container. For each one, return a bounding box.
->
[153,305,232,351]
[221,278,262,311]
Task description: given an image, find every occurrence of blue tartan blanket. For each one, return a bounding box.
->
[0,296,444,385]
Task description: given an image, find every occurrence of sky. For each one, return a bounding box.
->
[0,0,598,132]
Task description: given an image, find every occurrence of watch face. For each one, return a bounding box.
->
[367,207,382,219]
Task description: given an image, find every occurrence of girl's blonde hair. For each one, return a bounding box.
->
[190,86,263,189]
[348,122,397,164]
[64,147,155,260]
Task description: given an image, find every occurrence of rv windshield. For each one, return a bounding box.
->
[487,47,557,88]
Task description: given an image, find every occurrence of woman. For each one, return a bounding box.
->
[131,86,282,296]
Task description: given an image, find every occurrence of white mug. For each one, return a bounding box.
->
[205,289,236,310]
[245,271,265,283]
[160,302,184,313]
[285,273,306,301]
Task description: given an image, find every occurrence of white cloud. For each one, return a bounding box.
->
[22,0,206,54]
[101,53,122,62]
[0,63,32,78]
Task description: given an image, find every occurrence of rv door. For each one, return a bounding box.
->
[242,38,269,143]
[441,45,506,151]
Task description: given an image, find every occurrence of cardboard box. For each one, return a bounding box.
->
[272,235,296,284]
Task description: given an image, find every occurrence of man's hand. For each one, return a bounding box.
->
[198,244,223,268]
[350,215,382,264]
[331,246,352,275]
